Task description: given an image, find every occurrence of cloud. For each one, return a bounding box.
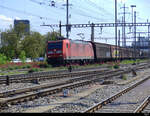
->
[15,17,21,20]
[0,15,13,22]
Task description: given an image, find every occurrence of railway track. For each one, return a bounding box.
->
[0,69,125,108]
[0,68,108,84]
[0,69,119,98]
[134,96,150,113]
[0,62,148,98]
[83,75,150,113]
[0,63,149,111]
[0,62,148,85]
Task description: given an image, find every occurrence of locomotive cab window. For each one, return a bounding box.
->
[48,42,62,50]
[66,43,68,48]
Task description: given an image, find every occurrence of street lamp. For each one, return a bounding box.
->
[131,5,136,25]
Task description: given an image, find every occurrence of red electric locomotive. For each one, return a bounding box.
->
[47,39,94,65]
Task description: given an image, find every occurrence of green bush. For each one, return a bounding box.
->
[113,64,119,69]
[1,68,6,71]
[26,64,31,68]
[7,66,14,70]
[14,66,19,69]
[108,65,113,69]
[0,54,7,65]
[122,74,127,80]
[22,66,27,69]
[28,68,39,73]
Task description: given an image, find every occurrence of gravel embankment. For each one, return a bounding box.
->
[0,67,109,93]
[1,68,149,113]
[0,64,135,93]
[48,70,147,113]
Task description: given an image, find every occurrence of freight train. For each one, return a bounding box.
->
[46,38,142,65]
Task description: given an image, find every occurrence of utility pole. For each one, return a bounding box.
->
[91,23,95,42]
[148,21,150,58]
[131,5,136,25]
[138,33,141,56]
[66,0,69,38]
[59,21,62,37]
[131,5,136,56]
[122,16,124,47]
[115,0,118,61]
[134,11,136,59]
[118,30,120,59]
[120,4,129,48]
[123,4,126,47]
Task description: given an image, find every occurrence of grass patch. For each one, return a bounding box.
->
[120,60,135,65]
[122,74,127,80]
[38,62,50,68]
[108,65,113,69]
[120,59,147,65]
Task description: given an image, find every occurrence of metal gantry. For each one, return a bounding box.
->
[41,22,150,29]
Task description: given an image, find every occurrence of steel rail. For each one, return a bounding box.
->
[134,96,150,113]
[0,63,147,99]
[0,69,124,98]
[0,69,109,84]
[0,69,113,97]
[0,67,137,109]
[0,63,148,99]
[83,76,150,113]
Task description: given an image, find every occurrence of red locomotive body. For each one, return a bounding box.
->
[47,39,94,65]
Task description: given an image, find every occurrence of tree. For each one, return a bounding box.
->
[44,31,61,41]
[14,22,29,37]
[1,29,20,58]
[0,23,29,59]
[0,54,7,65]
[19,51,26,63]
[0,24,62,60]
[21,32,45,59]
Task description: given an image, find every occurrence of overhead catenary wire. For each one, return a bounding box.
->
[0,4,55,21]
[29,0,113,22]
[70,0,113,22]
[86,0,114,17]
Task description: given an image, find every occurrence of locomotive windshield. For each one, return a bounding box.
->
[48,42,62,50]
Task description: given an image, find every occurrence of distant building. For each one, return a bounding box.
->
[132,37,150,49]
[132,37,150,56]
[14,20,30,35]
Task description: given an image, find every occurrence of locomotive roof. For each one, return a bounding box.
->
[70,39,90,44]
[47,39,90,44]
